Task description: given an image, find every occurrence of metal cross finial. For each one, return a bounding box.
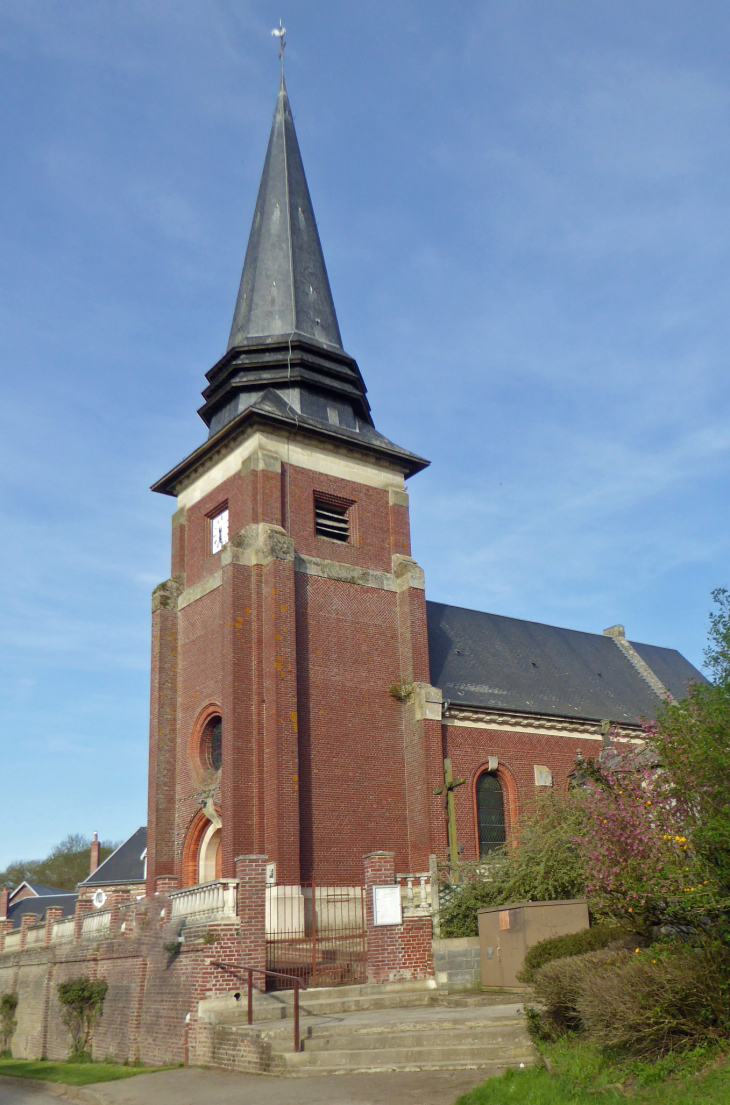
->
[272,19,286,69]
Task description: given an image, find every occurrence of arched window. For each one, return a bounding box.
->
[209,718,222,771]
[476,772,506,856]
[199,715,222,772]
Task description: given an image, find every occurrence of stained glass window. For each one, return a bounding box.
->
[209,719,222,771]
[477,772,506,856]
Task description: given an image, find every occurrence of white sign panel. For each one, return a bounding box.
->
[372,884,402,926]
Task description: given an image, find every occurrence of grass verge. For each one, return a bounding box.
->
[0,1058,177,1085]
[455,1039,730,1103]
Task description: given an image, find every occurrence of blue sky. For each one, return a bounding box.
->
[1,1,729,867]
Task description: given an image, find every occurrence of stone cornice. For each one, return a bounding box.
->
[178,571,222,612]
[443,702,643,741]
[174,541,429,611]
[152,406,425,498]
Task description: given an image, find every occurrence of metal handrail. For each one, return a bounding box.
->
[211,962,307,1052]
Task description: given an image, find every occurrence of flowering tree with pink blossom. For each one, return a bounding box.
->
[580,589,730,930]
[579,752,715,928]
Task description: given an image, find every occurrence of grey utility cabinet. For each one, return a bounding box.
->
[478,898,589,989]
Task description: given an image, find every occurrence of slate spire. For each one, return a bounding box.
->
[152,76,431,492]
[228,76,343,351]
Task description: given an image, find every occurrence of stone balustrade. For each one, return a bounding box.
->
[169,879,239,920]
[80,909,111,939]
[397,873,432,916]
[24,925,46,947]
[3,930,21,952]
[51,917,75,944]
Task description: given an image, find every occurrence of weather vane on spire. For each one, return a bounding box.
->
[271,19,286,72]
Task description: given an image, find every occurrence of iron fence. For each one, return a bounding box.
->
[265,882,366,989]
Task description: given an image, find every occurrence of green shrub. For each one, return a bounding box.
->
[0,992,18,1054]
[578,942,730,1057]
[439,864,510,938]
[517,922,637,982]
[530,947,626,1039]
[57,977,108,1060]
[530,941,730,1057]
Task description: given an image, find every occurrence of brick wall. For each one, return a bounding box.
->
[176,586,224,879]
[147,575,182,891]
[235,856,267,980]
[443,724,608,858]
[0,887,269,1066]
[363,852,433,984]
[148,438,439,890]
[296,577,409,881]
[286,466,396,571]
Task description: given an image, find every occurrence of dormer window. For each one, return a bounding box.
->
[210,508,229,554]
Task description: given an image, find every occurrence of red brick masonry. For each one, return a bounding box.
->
[364,852,433,985]
[1,852,435,1067]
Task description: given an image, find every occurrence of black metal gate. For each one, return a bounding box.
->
[265,881,366,989]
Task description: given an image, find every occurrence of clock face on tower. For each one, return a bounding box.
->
[211,509,229,554]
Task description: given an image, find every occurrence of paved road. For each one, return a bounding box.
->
[89,1067,493,1105]
[0,1077,62,1104]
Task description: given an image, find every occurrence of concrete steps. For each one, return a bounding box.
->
[300,1022,526,1050]
[281,1048,534,1075]
[277,1013,534,1075]
[200,979,518,1025]
[199,984,538,1076]
[201,979,445,1024]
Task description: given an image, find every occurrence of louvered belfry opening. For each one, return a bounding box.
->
[314,497,350,542]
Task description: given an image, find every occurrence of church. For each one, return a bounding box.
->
[0,72,710,1074]
[144,76,703,898]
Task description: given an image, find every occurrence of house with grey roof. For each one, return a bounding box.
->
[77,827,147,908]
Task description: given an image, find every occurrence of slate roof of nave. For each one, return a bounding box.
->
[426,601,706,725]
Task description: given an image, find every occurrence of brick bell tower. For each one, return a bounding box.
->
[146,77,445,893]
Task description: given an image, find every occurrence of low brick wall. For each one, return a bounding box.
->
[364,853,434,984]
[0,860,272,1068]
[432,936,481,991]
[192,1022,282,1074]
[0,854,438,1068]
[0,903,246,1065]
